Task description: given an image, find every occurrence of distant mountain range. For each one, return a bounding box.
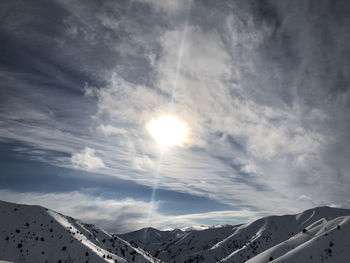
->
[1,200,349,262]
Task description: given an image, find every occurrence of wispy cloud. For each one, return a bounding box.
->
[0,190,263,233]
[98,125,128,136]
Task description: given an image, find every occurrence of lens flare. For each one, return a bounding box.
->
[147,115,188,148]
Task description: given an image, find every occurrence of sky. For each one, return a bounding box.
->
[1,0,350,234]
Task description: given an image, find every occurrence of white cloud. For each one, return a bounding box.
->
[71,147,105,171]
[80,6,329,215]
[0,189,153,233]
[0,190,264,233]
[98,124,128,136]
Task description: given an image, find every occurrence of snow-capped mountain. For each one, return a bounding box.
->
[1,199,350,263]
[119,225,238,262]
[0,200,161,263]
[120,207,350,263]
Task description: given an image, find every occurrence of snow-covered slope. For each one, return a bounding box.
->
[246,215,350,263]
[120,207,350,263]
[0,200,161,263]
[119,226,240,262]
[119,227,187,259]
[216,207,350,263]
[1,199,350,263]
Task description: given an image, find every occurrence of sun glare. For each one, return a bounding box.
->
[148,115,188,148]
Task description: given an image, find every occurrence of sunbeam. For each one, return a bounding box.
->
[144,1,193,237]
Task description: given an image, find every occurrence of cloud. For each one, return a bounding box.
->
[98,124,128,136]
[137,0,190,15]
[71,147,105,171]
[329,200,350,209]
[0,189,264,233]
[0,189,154,233]
[0,0,350,228]
[80,1,330,214]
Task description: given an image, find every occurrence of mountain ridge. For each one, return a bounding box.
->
[1,200,349,263]
[0,200,161,263]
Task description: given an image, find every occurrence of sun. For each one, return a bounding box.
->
[147,114,188,148]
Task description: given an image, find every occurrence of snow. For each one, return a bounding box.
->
[246,216,350,263]
[1,199,349,263]
[121,207,350,263]
[0,200,161,263]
